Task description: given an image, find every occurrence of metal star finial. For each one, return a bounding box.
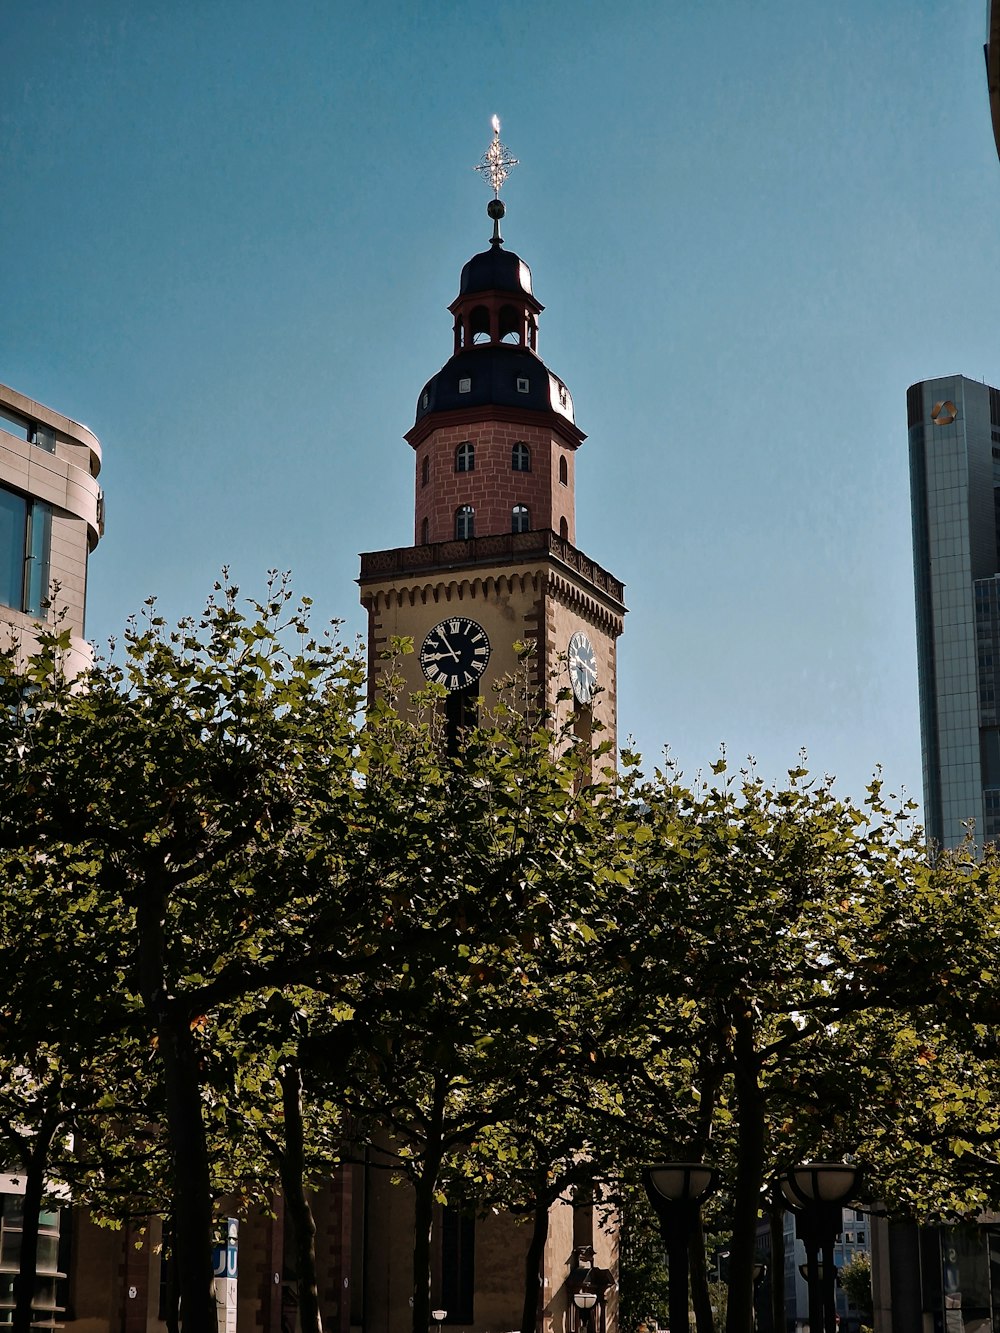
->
[474,115,518,198]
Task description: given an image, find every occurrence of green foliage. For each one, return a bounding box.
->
[618,1183,669,1333]
[839,1253,872,1315]
[6,579,1000,1333]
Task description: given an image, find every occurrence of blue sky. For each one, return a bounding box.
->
[4,0,999,807]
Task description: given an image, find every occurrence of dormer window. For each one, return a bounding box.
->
[516,378,530,394]
[455,505,475,540]
[512,442,530,472]
[458,377,472,394]
[455,442,475,473]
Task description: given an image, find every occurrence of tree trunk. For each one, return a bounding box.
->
[164,1217,181,1333]
[689,1214,715,1333]
[726,1006,767,1333]
[277,1061,323,1333]
[159,1015,218,1333]
[412,1077,447,1333]
[12,1116,58,1333]
[768,1193,785,1333]
[520,1175,551,1333]
[136,879,216,1333]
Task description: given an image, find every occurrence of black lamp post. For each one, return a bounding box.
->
[574,1289,599,1333]
[780,1163,857,1333]
[644,1163,718,1333]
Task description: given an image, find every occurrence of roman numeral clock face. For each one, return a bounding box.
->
[420,617,491,691]
[568,630,598,704]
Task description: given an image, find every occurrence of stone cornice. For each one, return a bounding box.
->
[359,530,626,633]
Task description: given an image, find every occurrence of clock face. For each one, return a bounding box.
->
[420,617,491,691]
[568,630,598,705]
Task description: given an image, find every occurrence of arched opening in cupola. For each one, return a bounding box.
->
[470,306,491,344]
[499,305,521,344]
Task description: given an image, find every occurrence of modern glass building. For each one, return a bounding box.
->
[908,374,1000,848]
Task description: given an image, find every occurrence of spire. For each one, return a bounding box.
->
[474,115,518,248]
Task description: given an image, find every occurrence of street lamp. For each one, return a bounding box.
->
[574,1289,599,1333]
[780,1162,857,1333]
[432,1310,447,1333]
[644,1163,718,1333]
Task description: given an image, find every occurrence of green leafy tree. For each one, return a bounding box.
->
[839,1253,872,1319]
[0,578,369,1332]
[605,756,985,1333]
[321,674,621,1333]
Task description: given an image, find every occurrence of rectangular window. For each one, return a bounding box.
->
[33,423,56,453]
[0,484,52,617]
[0,409,56,453]
[25,500,52,616]
[0,407,30,441]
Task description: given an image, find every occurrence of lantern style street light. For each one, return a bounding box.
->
[780,1162,858,1333]
[644,1163,719,1333]
[573,1289,599,1333]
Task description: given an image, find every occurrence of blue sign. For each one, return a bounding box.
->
[212,1218,239,1279]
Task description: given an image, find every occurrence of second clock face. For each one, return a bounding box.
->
[420,617,491,691]
[568,630,598,704]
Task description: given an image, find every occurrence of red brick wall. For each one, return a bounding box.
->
[414,420,576,545]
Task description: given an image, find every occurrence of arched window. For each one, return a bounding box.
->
[512,504,530,534]
[559,456,568,485]
[421,517,429,544]
[512,442,530,472]
[455,441,475,473]
[499,304,520,344]
[421,455,429,487]
[455,506,475,540]
[470,305,490,344]
[559,517,569,540]
[456,317,465,349]
[527,318,537,351]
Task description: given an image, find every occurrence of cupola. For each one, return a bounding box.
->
[406,123,581,450]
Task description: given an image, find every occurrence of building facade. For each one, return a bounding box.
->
[357,184,625,1332]
[907,374,1000,849]
[0,381,104,675]
[359,214,625,757]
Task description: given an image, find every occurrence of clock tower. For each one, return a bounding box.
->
[359,122,626,750]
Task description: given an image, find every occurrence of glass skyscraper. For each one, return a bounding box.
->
[909,374,1000,848]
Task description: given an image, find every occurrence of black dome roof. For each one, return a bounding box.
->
[459,247,533,297]
[414,345,574,425]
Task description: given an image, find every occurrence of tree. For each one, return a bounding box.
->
[319,676,620,1333]
[0,578,370,1332]
[605,755,996,1333]
[839,1253,872,1322]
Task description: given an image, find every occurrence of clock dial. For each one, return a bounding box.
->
[568,630,598,705]
[420,617,491,691]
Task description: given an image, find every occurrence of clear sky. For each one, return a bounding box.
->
[4,0,999,808]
